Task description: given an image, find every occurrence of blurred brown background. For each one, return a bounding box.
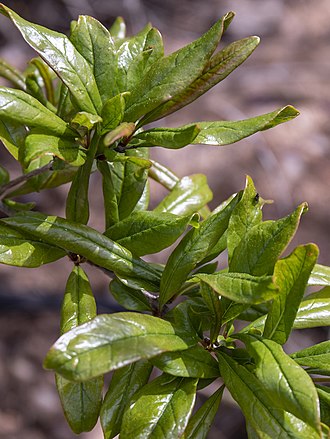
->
[0,1,329,438]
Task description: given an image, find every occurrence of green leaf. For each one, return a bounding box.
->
[0,58,25,89]
[44,312,197,381]
[154,174,212,216]
[56,266,102,433]
[103,122,136,146]
[294,288,330,329]
[316,385,330,426]
[0,87,74,136]
[30,57,56,105]
[23,133,86,167]
[140,33,257,125]
[70,15,118,102]
[97,159,120,228]
[121,374,198,439]
[124,17,228,122]
[238,333,321,433]
[70,111,102,136]
[159,193,239,307]
[196,272,278,304]
[104,211,193,256]
[192,106,299,145]
[218,350,321,438]
[109,16,126,40]
[149,159,179,190]
[309,264,330,287]
[128,124,200,149]
[101,360,153,439]
[291,341,330,373]
[264,244,319,344]
[0,119,27,159]
[151,345,219,378]
[0,4,102,114]
[182,386,224,439]
[0,164,9,186]
[100,93,126,135]
[0,222,65,267]
[199,281,222,343]
[229,203,308,275]
[109,278,152,312]
[2,212,161,290]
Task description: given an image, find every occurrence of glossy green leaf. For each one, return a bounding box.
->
[291,341,330,373]
[238,333,321,433]
[0,119,26,159]
[23,133,86,167]
[109,278,152,312]
[0,223,65,267]
[56,266,102,433]
[121,374,198,438]
[104,211,193,256]
[109,16,126,40]
[128,124,200,149]
[154,174,212,216]
[229,203,307,275]
[140,33,257,125]
[159,193,239,307]
[218,351,321,438]
[0,4,102,114]
[0,87,73,136]
[57,82,78,122]
[183,386,224,439]
[124,17,227,122]
[294,288,330,329]
[2,212,161,290]
[309,264,330,287]
[44,313,197,381]
[192,106,299,145]
[70,15,118,102]
[151,345,219,378]
[0,58,25,89]
[149,159,179,190]
[264,244,318,344]
[101,360,153,439]
[196,272,278,304]
[70,111,102,136]
[316,385,330,426]
[100,93,126,135]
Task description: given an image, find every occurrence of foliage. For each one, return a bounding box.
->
[0,4,329,438]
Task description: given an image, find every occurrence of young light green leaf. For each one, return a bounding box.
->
[192,106,299,145]
[101,360,153,439]
[109,16,126,40]
[109,278,152,312]
[196,272,278,304]
[0,223,66,267]
[182,386,224,439]
[218,350,321,439]
[154,174,212,216]
[291,341,330,373]
[0,4,102,114]
[44,313,197,381]
[151,345,220,378]
[308,264,330,287]
[56,266,102,434]
[124,17,228,122]
[104,211,193,256]
[70,111,102,136]
[159,193,239,307]
[23,134,86,167]
[149,159,179,190]
[121,374,198,439]
[229,203,307,275]
[103,122,135,146]
[264,244,319,344]
[70,15,118,102]
[238,333,321,433]
[100,93,126,135]
[0,87,74,136]
[2,212,161,290]
[128,124,200,149]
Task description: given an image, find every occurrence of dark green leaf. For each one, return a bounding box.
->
[0,87,73,136]
[154,174,212,216]
[101,360,153,439]
[128,124,200,149]
[0,5,102,114]
[218,351,321,438]
[109,278,152,312]
[264,244,318,344]
[196,272,278,304]
[183,386,224,439]
[199,282,222,343]
[124,18,228,122]
[0,222,66,267]
[70,15,118,102]
[121,374,198,438]
[100,93,126,135]
[151,345,220,378]
[309,264,330,287]
[44,312,197,381]
[291,341,330,373]
[191,106,299,145]
[0,164,9,186]
[104,211,193,256]
[97,159,120,228]
[2,212,161,290]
